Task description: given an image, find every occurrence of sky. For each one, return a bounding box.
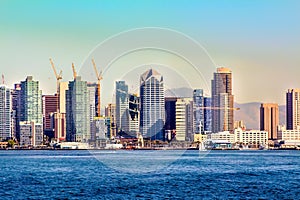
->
[0,0,300,106]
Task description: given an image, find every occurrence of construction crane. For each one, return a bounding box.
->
[72,63,77,79]
[49,58,62,112]
[92,59,103,117]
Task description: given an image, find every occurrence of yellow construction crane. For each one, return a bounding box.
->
[92,59,103,117]
[49,58,62,112]
[72,63,77,79]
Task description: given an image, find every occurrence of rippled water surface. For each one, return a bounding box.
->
[0,150,299,199]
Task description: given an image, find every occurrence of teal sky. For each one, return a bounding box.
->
[0,0,300,105]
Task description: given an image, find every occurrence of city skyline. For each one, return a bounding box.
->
[1,1,300,105]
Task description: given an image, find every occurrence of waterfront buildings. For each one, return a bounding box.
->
[19,76,43,146]
[260,103,279,140]
[286,89,300,130]
[42,94,58,132]
[203,97,212,133]
[115,81,129,133]
[140,69,165,140]
[193,89,204,134]
[0,85,11,141]
[105,103,116,138]
[211,67,234,133]
[234,128,268,146]
[20,76,43,124]
[128,93,139,136]
[278,126,300,142]
[175,98,193,141]
[11,84,21,140]
[87,83,97,141]
[66,76,90,142]
[19,121,43,146]
[208,131,235,144]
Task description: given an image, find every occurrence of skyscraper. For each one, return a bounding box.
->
[193,89,204,134]
[87,83,97,141]
[20,76,43,124]
[115,81,129,133]
[203,97,212,133]
[176,98,193,141]
[260,103,279,140]
[66,76,90,142]
[42,94,58,131]
[12,84,21,141]
[140,69,165,140]
[0,85,11,141]
[19,76,43,146]
[286,89,300,130]
[211,67,234,133]
[105,103,116,138]
[129,93,139,136]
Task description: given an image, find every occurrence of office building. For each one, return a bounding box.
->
[286,89,300,130]
[115,81,129,133]
[211,67,234,133]
[140,69,165,140]
[176,98,193,141]
[87,83,97,141]
[42,95,58,131]
[234,128,268,146]
[193,89,204,134]
[19,121,43,147]
[0,85,11,141]
[105,103,116,138]
[20,76,43,124]
[129,93,139,136]
[203,97,212,133]
[11,84,21,141]
[260,103,279,140]
[66,76,90,142]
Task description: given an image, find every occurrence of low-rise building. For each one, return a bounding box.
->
[207,131,235,144]
[234,128,268,146]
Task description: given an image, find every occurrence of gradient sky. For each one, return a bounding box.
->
[0,0,299,105]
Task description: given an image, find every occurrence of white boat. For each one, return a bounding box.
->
[199,142,207,151]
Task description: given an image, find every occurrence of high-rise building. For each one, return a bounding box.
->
[140,69,165,140]
[20,76,43,124]
[203,97,212,133]
[0,85,11,141]
[87,83,97,141]
[19,121,43,146]
[105,103,116,138]
[165,97,177,140]
[129,93,139,136]
[115,81,129,133]
[211,67,234,133]
[42,95,58,131]
[66,76,90,142]
[260,103,279,140]
[286,89,300,130]
[175,98,193,141]
[193,89,204,134]
[11,84,21,141]
[18,76,43,146]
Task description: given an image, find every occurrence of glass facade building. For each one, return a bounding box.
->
[140,69,165,140]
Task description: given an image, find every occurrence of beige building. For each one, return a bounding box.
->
[260,103,279,140]
[175,98,193,141]
[207,131,235,143]
[234,128,268,146]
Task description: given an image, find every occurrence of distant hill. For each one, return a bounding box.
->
[235,102,285,130]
